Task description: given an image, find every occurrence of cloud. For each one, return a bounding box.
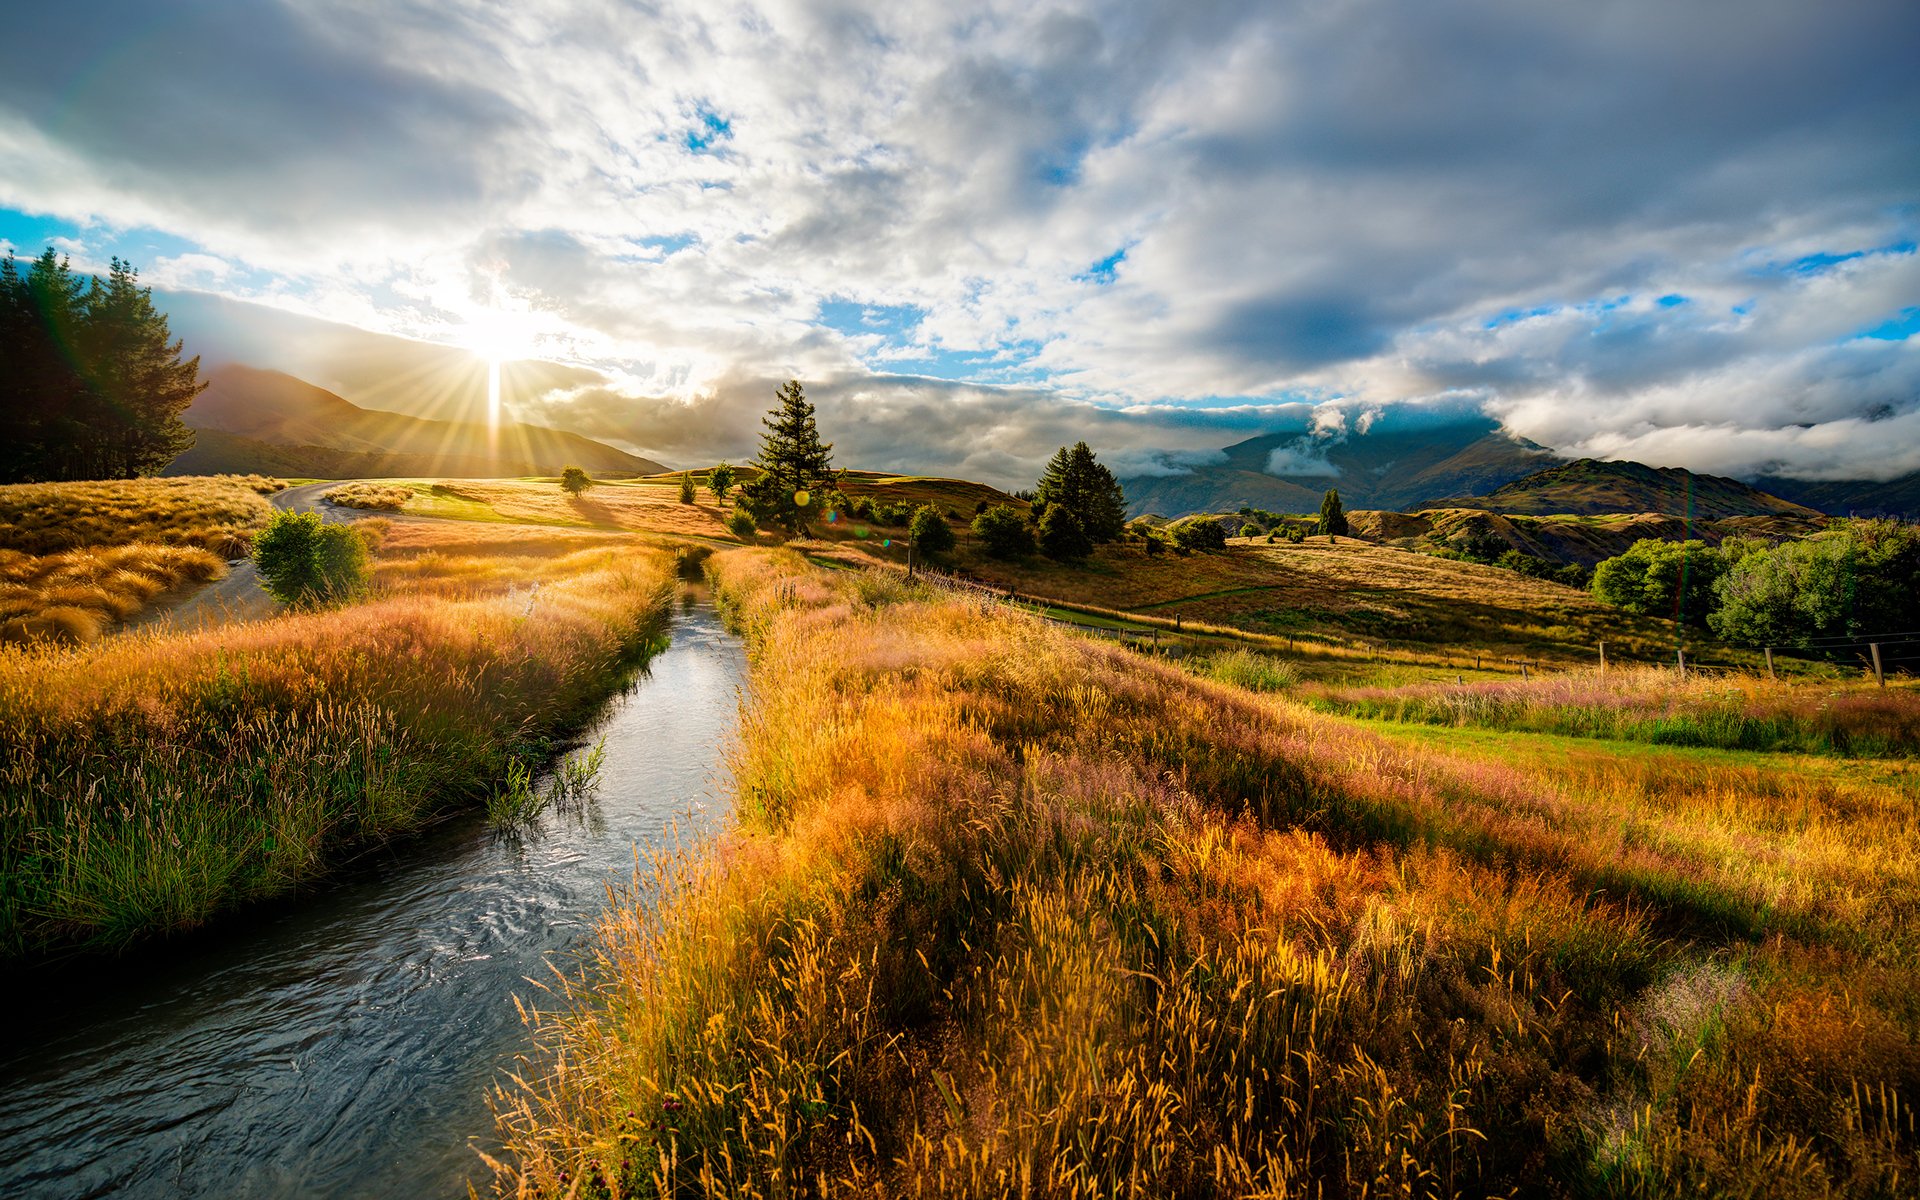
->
[0,0,1914,482]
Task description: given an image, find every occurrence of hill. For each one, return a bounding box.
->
[1120,416,1554,517]
[166,365,664,478]
[1750,469,1920,518]
[1347,507,1827,566]
[1432,458,1820,519]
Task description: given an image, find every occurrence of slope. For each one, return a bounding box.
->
[1434,458,1820,519]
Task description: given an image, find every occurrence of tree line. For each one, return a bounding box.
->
[0,250,205,484]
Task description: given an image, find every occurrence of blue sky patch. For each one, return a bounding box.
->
[1858,306,1919,341]
[684,109,733,154]
[1076,246,1128,285]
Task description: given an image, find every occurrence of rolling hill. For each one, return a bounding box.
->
[1431,458,1821,519]
[1749,469,1920,518]
[1120,417,1554,517]
[164,365,665,479]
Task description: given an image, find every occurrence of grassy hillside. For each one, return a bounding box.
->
[173,365,665,477]
[1435,458,1820,519]
[489,550,1920,1197]
[1348,506,1828,566]
[1755,468,1920,518]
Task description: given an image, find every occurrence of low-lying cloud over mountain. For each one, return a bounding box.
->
[2,1,1913,489]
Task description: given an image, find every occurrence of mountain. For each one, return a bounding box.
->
[1748,470,1920,518]
[1433,459,1821,519]
[166,365,665,478]
[1120,416,1555,517]
[1348,507,1827,566]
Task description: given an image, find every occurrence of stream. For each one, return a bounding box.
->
[0,592,746,1199]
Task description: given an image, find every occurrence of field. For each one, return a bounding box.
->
[488,550,1920,1198]
[0,519,677,957]
[0,476,289,642]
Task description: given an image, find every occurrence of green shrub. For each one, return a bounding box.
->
[1240,522,1263,539]
[727,510,758,541]
[1591,539,1725,625]
[1038,506,1093,561]
[251,510,369,607]
[1171,516,1227,552]
[973,503,1035,559]
[677,473,697,504]
[910,505,955,555]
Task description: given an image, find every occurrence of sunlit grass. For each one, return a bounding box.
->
[489,550,1917,1197]
[0,542,228,644]
[0,524,676,957]
[0,474,284,556]
[322,481,413,511]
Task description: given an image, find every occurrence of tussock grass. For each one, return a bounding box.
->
[489,550,1917,1197]
[0,529,675,956]
[1313,666,1920,757]
[0,475,284,557]
[0,543,227,644]
[322,481,413,511]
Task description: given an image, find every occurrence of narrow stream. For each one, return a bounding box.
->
[0,592,746,1199]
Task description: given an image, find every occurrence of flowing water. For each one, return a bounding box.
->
[0,593,746,1199]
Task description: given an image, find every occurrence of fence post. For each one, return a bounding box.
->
[1520,661,1529,681]
[1871,643,1885,688]
[1598,641,1606,675]
[1764,646,1775,680]
[1676,647,1686,679]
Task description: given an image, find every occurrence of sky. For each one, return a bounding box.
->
[0,0,1916,487]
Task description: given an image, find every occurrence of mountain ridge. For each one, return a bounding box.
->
[1428,458,1821,519]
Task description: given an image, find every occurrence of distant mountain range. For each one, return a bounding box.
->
[1121,417,1556,516]
[1122,417,1913,519]
[165,365,665,479]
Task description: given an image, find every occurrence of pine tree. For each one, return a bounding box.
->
[1317,488,1348,539]
[80,258,202,477]
[742,380,835,534]
[1033,441,1127,543]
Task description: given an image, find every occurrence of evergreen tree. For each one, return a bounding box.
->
[1034,442,1128,543]
[1317,489,1348,539]
[1038,505,1094,561]
[742,380,835,534]
[678,471,697,504]
[0,249,203,482]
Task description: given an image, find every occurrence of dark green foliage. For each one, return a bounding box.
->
[1710,520,1920,647]
[1038,506,1094,561]
[874,501,915,527]
[252,510,369,607]
[909,505,955,556]
[560,466,593,495]
[1143,535,1164,557]
[1171,516,1229,551]
[741,380,835,534]
[850,496,875,520]
[708,462,735,506]
[678,473,697,504]
[824,490,853,520]
[973,503,1035,559]
[1034,442,1128,543]
[728,509,757,540]
[0,250,204,482]
[1316,489,1348,538]
[1240,523,1263,539]
[1495,549,1591,588]
[1590,539,1725,626]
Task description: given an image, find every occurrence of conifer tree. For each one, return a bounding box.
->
[742,380,835,534]
[1317,488,1348,539]
[1033,441,1128,543]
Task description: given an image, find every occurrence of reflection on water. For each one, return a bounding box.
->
[0,594,745,1199]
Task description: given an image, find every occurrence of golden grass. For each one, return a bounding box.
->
[322,481,413,510]
[488,551,1917,1197]
[0,475,285,556]
[0,522,677,956]
[0,543,227,644]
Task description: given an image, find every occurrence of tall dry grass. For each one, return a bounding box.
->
[1313,666,1920,757]
[323,481,413,511]
[0,474,285,556]
[0,542,227,644]
[489,550,1917,1198]
[0,533,675,956]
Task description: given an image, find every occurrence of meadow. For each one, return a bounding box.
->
[0,475,288,642]
[488,549,1919,1199]
[0,519,677,957]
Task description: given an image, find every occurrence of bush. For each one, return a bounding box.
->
[850,496,874,520]
[1143,535,1164,556]
[1038,506,1093,561]
[874,501,915,527]
[252,510,370,607]
[972,503,1035,559]
[677,473,696,504]
[1170,516,1227,552]
[1591,539,1725,626]
[727,510,758,541]
[910,505,955,556]
[560,466,593,496]
[1240,523,1262,539]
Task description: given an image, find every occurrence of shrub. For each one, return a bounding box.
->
[1037,505,1093,561]
[909,505,955,556]
[708,462,735,506]
[972,503,1035,559]
[875,501,915,527]
[1170,516,1227,552]
[677,473,696,504]
[1143,535,1163,556]
[1591,539,1725,626]
[1240,522,1263,539]
[252,511,370,608]
[560,467,593,496]
[727,510,758,541]
[850,496,875,520]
